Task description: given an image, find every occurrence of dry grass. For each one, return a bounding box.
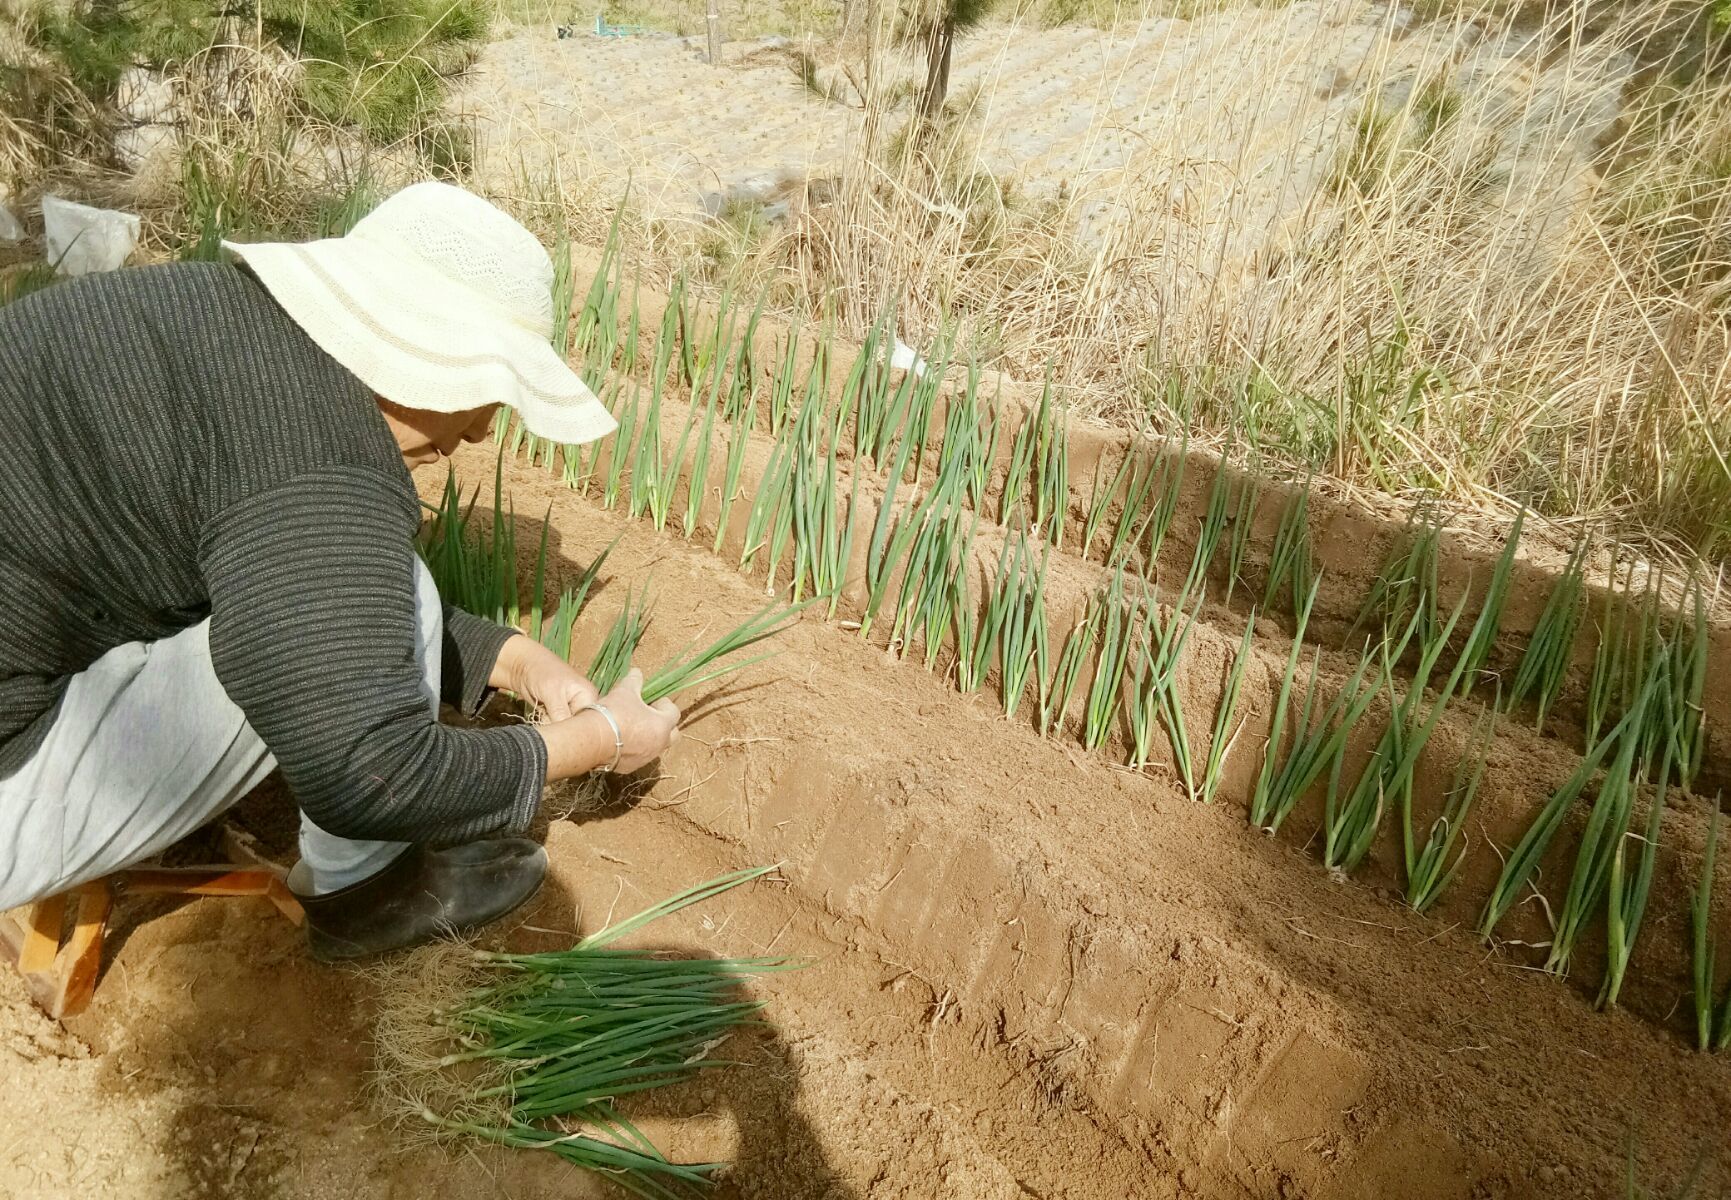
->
[8,0,1731,563]
[538,0,1731,562]
[0,7,112,192]
[2,0,484,251]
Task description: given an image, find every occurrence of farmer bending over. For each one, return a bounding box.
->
[0,182,677,958]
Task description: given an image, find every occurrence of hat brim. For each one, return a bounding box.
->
[224,237,618,446]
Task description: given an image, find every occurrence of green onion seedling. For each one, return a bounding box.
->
[1201,615,1258,806]
[1692,805,1731,1050]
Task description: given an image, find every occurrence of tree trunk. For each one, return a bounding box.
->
[706,0,723,65]
[918,12,955,121]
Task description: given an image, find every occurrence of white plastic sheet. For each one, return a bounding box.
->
[41,194,140,276]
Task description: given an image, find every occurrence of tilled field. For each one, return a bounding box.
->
[2,287,1729,1198]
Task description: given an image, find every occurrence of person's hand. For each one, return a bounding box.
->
[593,668,680,774]
[492,633,600,721]
[536,668,681,780]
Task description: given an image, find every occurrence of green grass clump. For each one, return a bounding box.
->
[897,505,977,670]
[1669,577,1711,791]
[1101,443,1164,570]
[1082,568,1134,751]
[1253,637,1382,837]
[1248,576,1388,835]
[1082,451,1133,564]
[599,304,644,510]
[418,456,526,630]
[1597,737,1672,1009]
[1137,435,1188,572]
[931,366,1000,516]
[1002,378,1068,544]
[0,262,59,310]
[1586,558,1663,747]
[712,383,760,555]
[529,533,614,665]
[419,457,625,691]
[569,207,627,390]
[586,588,797,703]
[1183,467,1233,600]
[1247,575,1318,829]
[957,533,1043,696]
[587,584,653,694]
[628,293,687,531]
[739,422,795,580]
[1454,509,1524,695]
[996,538,1049,720]
[641,601,804,703]
[399,865,792,1199]
[1125,580,1204,796]
[788,359,861,614]
[1542,719,1653,978]
[1326,518,1526,877]
[1223,473,1261,607]
[842,312,894,461]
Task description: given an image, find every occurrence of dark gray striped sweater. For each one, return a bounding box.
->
[0,262,546,844]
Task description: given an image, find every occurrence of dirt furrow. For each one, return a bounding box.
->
[474,446,1731,1198]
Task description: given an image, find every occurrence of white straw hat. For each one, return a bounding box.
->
[225,181,616,446]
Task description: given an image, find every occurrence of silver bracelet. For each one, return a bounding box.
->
[578,702,624,773]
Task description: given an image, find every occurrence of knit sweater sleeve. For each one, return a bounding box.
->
[440,605,518,715]
[200,467,547,845]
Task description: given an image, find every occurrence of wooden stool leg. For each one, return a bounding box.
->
[7,862,304,1020]
[264,879,306,927]
[52,881,112,1019]
[18,893,66,975]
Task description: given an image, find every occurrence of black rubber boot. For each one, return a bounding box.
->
[292,839,547,962]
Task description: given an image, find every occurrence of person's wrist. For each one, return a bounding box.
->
[539,706,618,780]
[491,631,531,693]
[576,703,624,773]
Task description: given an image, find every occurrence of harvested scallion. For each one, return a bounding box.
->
[383,866,795,1199]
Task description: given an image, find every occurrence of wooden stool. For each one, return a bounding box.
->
[1,864,304,1020]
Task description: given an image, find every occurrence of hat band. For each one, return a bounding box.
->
[288,244,575,405]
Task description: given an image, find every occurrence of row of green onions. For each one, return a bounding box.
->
[481,230,1731,1049]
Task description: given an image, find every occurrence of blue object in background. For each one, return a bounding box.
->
[593,11,647,35]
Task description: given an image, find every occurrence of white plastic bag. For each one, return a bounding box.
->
[41,194,140,276]
[890,335,927,378]
[0,201,22,244]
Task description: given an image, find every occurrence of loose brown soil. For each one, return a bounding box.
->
[4,419,1728,1199]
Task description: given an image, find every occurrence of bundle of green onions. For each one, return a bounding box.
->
[585,594,807,702]
[379,866,793,1199]
[642,601,807,702]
